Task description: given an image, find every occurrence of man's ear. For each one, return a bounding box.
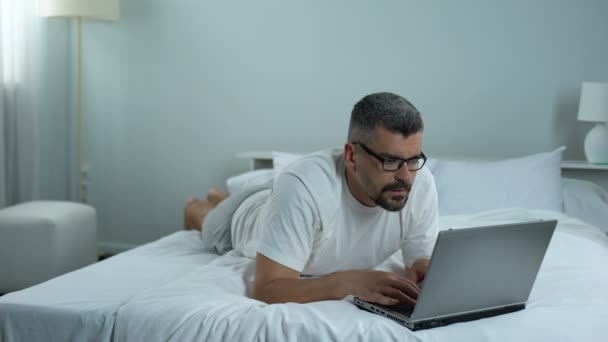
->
[344,142,356,171]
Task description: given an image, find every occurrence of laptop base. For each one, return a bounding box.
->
[354,297,525,331]
[408,303,525,330]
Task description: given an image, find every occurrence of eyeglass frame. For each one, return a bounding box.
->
[351,141,427,172]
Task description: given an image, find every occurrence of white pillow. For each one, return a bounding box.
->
[431,147,566,216]
[272,151,303,179]
[226,169,273,195]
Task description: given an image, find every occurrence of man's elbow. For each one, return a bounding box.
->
[252,288,268,303]
[252,282,277,304]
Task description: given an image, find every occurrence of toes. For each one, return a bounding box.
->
[207,188,228,205]
[206,190,220,204]
[207,188,220,198]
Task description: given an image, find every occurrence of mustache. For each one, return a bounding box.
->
[382,180,412,193]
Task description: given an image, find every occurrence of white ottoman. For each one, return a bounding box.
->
[0,201,97,293]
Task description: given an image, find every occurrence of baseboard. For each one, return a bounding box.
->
[97,241,140,255]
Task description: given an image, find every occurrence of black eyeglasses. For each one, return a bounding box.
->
[352,141,427,172]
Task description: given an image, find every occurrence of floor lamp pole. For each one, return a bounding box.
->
[76,16,84,203]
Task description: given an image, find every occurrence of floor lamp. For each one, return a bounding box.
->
[39,0,120,202]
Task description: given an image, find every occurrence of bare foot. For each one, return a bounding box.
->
[183,188,230,231]
[183,197,215,231]
[207,188,228,206]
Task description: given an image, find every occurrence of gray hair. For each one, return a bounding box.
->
[347,92,423,143]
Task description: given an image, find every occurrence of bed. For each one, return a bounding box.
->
[1,148,608,342]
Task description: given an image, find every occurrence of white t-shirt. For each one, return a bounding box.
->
[256,148,439,276]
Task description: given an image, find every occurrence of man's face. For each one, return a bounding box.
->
[354,126,423,211]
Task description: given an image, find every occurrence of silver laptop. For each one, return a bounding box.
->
[354,219,557,330]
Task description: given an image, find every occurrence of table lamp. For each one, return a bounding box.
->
[577,82,608,164]
[39,0,120,202]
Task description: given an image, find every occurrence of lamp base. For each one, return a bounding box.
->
[584,123,608,164]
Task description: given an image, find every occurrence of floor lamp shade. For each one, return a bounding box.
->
[577,82,608,164]
[39,0,120,21]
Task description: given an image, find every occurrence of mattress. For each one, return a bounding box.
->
[1,208,607,342]
[0,231,218,341]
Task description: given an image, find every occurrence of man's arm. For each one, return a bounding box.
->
[253,253,420,305]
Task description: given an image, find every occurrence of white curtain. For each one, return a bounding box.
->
[0,0,41,208]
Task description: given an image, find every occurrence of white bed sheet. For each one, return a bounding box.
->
[112,208,608,342]
[1,209,607,342]
[0,231,218,342]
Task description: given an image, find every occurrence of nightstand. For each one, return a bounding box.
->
[561,160,608,191]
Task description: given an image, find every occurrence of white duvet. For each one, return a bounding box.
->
[115,208,608,342]
[2,208,607,342]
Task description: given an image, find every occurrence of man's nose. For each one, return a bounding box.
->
[394,164,412,184]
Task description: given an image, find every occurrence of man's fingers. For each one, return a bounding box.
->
[404,270,418,283]
[381,287,416,306]
[368,293,399,306]
[385,277,420,299]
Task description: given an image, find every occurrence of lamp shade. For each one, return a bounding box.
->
[577,82,608,122]
[39,0,120,21]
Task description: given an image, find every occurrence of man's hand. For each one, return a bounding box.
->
[337,270,420,306]
[404,258,430,286]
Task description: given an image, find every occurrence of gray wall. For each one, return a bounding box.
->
[73,0,608,249]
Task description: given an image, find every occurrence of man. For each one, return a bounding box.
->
[184,92,438,306]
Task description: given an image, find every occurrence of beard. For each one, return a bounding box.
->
[371,180,413,212]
